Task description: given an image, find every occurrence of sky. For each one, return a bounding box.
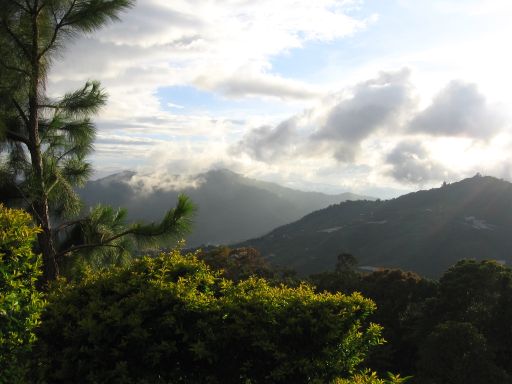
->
[47,0,512,198]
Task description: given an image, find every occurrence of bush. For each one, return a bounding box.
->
[34,251,383,383]
[0,204,45,383]
[333,370,412,384]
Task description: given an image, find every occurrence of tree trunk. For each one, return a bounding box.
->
[27,1,59,283]
[35,201,59,282]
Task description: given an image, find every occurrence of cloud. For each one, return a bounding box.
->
[126,172,206,195]
[410,81,504,139]
[225,68,512,192]
[230,118,299,162]
[385,140,453,184]
[45,0,373,187]
[233,69,417,162]
[317,70,414,140]
[96,2,203,47]
[40,0,512,196]
[201,71,323,100]
[49,0,370,103]
[95,133,165,146]
[233,71,510,176]
[312,69,416,161]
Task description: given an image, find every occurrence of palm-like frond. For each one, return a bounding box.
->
[130,194,196,248]
[57,204,133,273]
[61,0,135,33]
[54,81,107,117]
[61,157,93,186]
[57,196,196,275]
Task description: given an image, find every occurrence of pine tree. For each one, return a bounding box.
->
[0,1,195,283]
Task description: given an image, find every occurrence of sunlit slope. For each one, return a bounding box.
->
[241,175,512,277]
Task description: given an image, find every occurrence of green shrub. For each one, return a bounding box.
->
[0,204,45,383]
[333,370,412,384]
[34,251,383,383]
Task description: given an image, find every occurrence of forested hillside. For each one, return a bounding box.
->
[80,169,372,246]
[242,175,512,277]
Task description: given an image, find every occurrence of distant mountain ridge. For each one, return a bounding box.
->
[79,169,373,247]
[239,175,512,277]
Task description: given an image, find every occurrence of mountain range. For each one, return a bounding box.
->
[239,175,512,277]
[79,169,372,247]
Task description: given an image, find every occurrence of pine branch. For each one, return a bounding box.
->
[38,0,77,59]
[56,242,126,258]
[12,98,30,127]
[0,59,29,75]
[11,180,45,224]
[56,195,195,259]
[53,218,85,233]
[130,194,196,239]
[58,81,107,117]
[64,0,135,33]
[6,0,30,13]
[0,21,30,59]
[45,177,59,195]
[5,130,29,145]
[36,0,47,15]
[56,145,78,163]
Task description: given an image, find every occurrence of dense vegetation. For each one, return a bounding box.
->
[0,204,45,382]
[0,206,403,383]
[310,254,512,383]
[5,204,512,383]
[33,251,384,383]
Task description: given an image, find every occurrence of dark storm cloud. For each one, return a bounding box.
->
[410,81,504,138]
[386,140,452,184]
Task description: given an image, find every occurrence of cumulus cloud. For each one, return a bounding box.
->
[223,69,512,192]
[233,70,510,176]
[385,140,453,184]
[312,69,416,161]
[410,81,505,139]
[317,70,414,140]
[233,69,417,162]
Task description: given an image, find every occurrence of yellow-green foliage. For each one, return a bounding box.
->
[0,204,45,383]
[34,250,383,383]
[333,369,412,384]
